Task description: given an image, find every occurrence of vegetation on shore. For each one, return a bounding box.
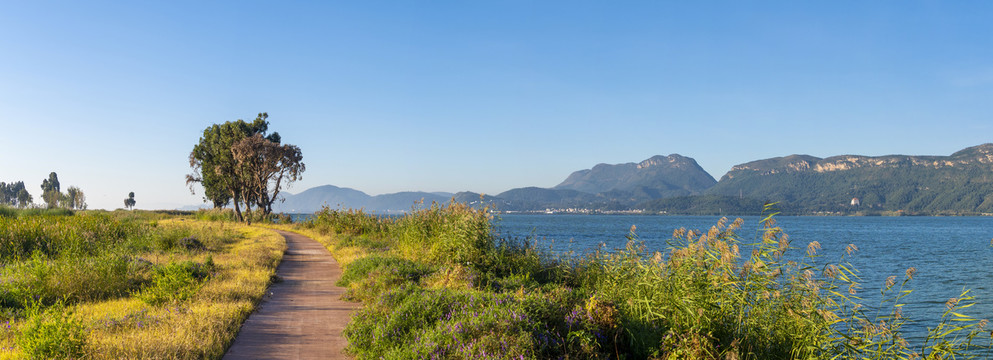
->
[292,202,992,359]
[0,209,284,359]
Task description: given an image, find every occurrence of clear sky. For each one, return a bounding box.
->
[2,1,992,210]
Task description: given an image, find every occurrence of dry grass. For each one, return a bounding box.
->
[0,219,285,359]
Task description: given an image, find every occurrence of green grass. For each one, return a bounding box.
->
[294,201,993,360]
[0,211,286,359]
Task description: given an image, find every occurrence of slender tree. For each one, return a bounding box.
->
[0,181,25,206]
[40,172,61,209]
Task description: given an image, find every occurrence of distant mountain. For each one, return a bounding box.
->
[366,192,449,211]
[706,144,993,214]
[496,187,602,211]
[554,154,717,199]
[182,144,993,216]
[273,185,447,213]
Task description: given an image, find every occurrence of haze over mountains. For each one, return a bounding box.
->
[259,144,993,215]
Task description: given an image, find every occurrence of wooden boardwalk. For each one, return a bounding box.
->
[224,230,358,360]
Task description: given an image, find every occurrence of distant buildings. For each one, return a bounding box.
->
[851,197,861,207]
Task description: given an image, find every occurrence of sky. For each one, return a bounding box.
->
[2,1,992,210]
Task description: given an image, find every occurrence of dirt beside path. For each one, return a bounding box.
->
[224,230,358,360]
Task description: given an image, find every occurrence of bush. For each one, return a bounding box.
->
[15,300,87,359]
[305,207,389,236]
[137,260,214,305]
[0,213,145,259]
[0,205,16,219]
[337,255,434,302]
[390,201,492,266]
[194,208,236,222]
[0,251,151,307]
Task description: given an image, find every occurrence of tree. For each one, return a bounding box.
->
[1,181,27,206]
[187,113,302,221]
[40,172,61,209]
[124,192,136,210]
[16,188,31,208]
[65,186,86,210]
[231,133,305,215]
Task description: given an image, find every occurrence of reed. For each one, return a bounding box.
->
[297,201,992,359]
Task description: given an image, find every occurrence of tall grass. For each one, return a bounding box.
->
[0,212,145,260]
[297,201,992,359]
[0,213,286,359]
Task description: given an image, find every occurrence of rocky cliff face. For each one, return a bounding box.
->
[723,144,993,181]
[709,144,993,213]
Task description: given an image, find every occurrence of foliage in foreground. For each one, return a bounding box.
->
[0,212,285,359]
[300,202,992,359]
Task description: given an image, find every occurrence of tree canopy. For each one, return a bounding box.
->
[124,192,136,210]
[40,172,61,209]
[187,113,304,221]
[0,181,29,207]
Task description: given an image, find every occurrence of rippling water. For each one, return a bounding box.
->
[493,214,993,343]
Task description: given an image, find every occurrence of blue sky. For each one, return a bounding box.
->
[2,1,992,210]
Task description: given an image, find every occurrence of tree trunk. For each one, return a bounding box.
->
[232,191,244,222]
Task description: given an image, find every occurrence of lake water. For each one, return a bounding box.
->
[493,214,993,343]
[291,212,992,343]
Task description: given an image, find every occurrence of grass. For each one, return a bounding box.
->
[0,212,285,359]
[285,202,993,360]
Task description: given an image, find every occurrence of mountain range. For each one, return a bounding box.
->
[215,143,993,215]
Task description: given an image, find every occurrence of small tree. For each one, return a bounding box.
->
[124,192,136,210]
[65,186,86,210]
[40,172,61,209]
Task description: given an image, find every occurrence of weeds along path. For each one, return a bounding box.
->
[224,230,358,359]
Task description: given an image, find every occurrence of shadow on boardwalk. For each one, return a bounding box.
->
[225,230,359,360]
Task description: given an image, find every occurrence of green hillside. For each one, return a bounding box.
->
[706,144,993,214]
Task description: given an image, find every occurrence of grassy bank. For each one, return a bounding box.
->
[292,202,992,359]
[0,210,284,359]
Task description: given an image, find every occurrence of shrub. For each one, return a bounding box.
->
[305,207,389,236]
[337,255,434,302]
[390,201,492,266]
[0,251,151,307]
[15,300,87,359]
[137,260,214,305]
[0,213,145,260]
[0,205,16,219]
[194,208,236,222]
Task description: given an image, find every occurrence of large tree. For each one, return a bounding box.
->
[231,134,305,215]
[187,113,303,221]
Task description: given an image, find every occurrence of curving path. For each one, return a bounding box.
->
[224,230,358,360]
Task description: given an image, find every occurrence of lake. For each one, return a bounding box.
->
[493,214,993,343]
